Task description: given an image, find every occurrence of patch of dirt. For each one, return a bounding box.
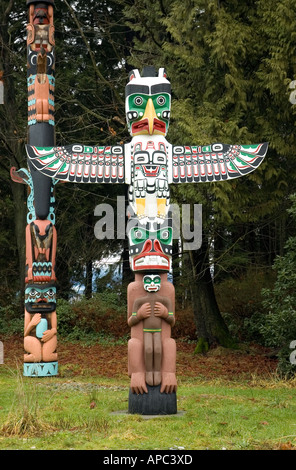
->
[1,335,277,381]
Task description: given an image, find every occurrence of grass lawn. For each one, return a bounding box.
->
[0,336,295,450]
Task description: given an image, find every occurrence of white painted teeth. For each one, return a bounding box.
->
[134,256,169,267]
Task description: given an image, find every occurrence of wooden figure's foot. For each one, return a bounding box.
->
[130,372,148,395]
[153,371,162,386]
[160,372,177,394]
[145,371,154,386]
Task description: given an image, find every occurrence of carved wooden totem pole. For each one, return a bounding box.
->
[13,1,268,413]
[11,0,58,377]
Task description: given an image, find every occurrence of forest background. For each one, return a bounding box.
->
[1,0,296,376]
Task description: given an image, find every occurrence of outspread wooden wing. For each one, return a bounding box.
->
[171,143,268,183]
[25,144,125,183]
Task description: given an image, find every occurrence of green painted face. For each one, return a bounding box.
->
[128,225,173,271]
[143,274,161,292]
[130,226,173,246]
[126,93,171,134]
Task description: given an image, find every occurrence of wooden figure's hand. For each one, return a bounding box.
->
[154,302,168,318]
[41,328,56,342]
[30,313,41,327]
[137,302,151,320]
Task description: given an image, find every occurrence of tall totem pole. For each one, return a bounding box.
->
[26,63,268,413]
[10,1,268,414]
[11,0,58,377]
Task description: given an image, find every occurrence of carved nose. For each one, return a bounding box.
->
[142,239,163,253]
[153,240,163,253]
[142,239,152,252]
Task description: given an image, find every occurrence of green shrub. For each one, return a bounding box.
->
[57,291,128,343]
[0,304,23,335]
[215,267,275,342]
[248,195,296,376]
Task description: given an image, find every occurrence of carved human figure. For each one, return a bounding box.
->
[24,284,57,363]
[27,1,55,124]
[127,273,177,394]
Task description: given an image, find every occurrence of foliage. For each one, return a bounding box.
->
[0,0,132,306]
[122,0,296,346]
[215,267,276,342]
[56,291,128,344]
[124,0,296,261]
[1,0,296,346]
[246,195,296,376]
[0,304,23,336]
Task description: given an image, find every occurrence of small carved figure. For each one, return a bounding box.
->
[24,283,57,363]
[127,273,177,395]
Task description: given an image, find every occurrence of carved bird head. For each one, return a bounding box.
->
[125,66,171,137]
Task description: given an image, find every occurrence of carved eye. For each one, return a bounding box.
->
[134,96,143,106]
[158,227,172,244]
[135,230,143,239]
[47,289,55,297]
[161,230,169,240]
[134,152,149,164]
[157,95,166,106]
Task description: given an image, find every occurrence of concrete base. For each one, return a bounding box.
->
[128,384,177,415]
[111,410,185,420]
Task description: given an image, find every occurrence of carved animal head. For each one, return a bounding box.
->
[125,66,171,137]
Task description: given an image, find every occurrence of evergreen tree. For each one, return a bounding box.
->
[0,0,27,311]
[0,0,133,307]
[123,0,296,349]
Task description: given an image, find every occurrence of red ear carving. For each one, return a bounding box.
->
[128,69,140,81]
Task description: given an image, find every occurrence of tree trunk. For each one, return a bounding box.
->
[188,234,236,353]
[10,180,26,311]
[121,186,133,298]
[85,213,93,299]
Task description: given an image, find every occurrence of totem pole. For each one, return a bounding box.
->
[25,62,268,413]
[11,0,58,377]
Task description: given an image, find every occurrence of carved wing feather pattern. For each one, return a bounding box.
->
[171,143,268,183]
[25,144,125,183]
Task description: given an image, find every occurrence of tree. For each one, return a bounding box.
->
[0,0,27,312]
[0,0,135,305]
[123,0,296,349]
[255,194,296,376]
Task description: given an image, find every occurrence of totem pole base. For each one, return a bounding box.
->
[128,385,177,415]
[23,361,58,377]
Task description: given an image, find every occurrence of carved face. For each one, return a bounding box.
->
[133,148,167,180]
[125,68,171,137]
[128,222,173,272]
[25,283,56,313]
[33,7,50,25]
[143,274,161,292]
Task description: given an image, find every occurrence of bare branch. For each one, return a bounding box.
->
[4,0,14,20]
[63,0,124,106]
